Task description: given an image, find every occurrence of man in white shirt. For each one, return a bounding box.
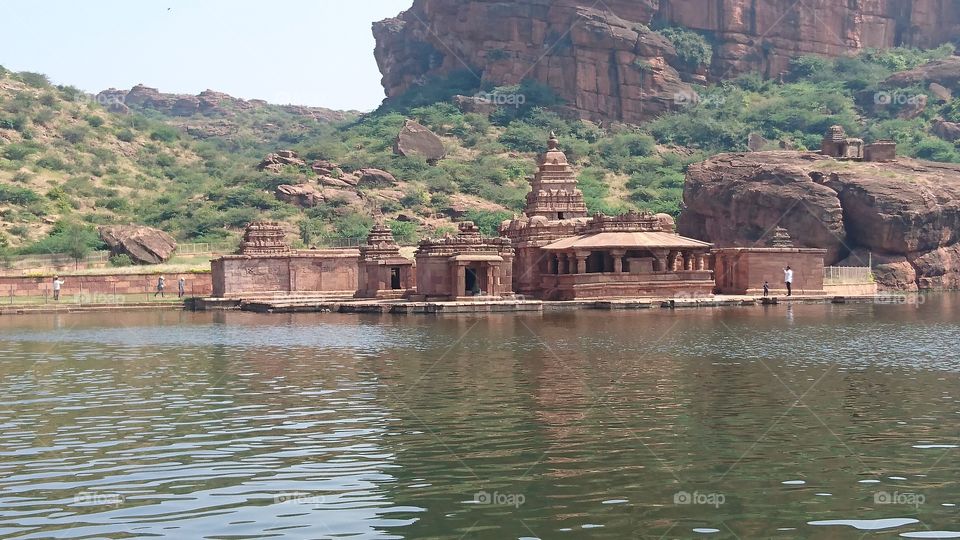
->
[784,266,794,296]
[52,276,65,301]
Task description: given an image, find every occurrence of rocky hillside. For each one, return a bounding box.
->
[374,0,960,123]
[679,151,960,290]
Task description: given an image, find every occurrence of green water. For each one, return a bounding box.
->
[0,296,958,539]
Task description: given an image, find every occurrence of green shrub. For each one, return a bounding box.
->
[656,27,713,68]
[2,143,39,161]
[109,253,134,267]
[149,125,180,142]
[461,210,512,236]
[85,115,105,128]
[17,71,50,88]
[62,125,90,144]
[116,128,135,142]
[499,122,547,152]
[0,185,42,205]
[36,155,69,171]
[388,220,418,244]
[0,114,28,131]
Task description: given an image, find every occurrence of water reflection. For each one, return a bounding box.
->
[0,295,957,538]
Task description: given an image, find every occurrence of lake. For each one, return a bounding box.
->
[0,295,958,538]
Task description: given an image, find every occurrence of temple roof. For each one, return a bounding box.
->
[542,231,712,251]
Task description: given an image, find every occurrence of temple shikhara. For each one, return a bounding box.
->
[209,133,847,306]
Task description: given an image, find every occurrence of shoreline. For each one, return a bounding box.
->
[1,293,926,316]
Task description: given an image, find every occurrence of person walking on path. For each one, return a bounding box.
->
[763,281,770,297]
[784,266,794,297]
[178,277,186,299]
[52,276,65,302]
[155,276,166,298]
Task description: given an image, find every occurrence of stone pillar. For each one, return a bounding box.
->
[653,249,669,272]
[611,250,625,273]
[454,263,465,298]
[575,252,588,274]
[669,251,680,272]
[486,266,495,296]
[684,252,694,271]
[558,254,568,275]
[696,253,707,271]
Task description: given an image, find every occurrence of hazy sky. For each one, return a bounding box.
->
[0,0,410,111]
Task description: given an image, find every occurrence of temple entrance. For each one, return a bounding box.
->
[464,264,488,296]
[390,267,401,290]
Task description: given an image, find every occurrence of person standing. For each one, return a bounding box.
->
[763,281,770,297]
[178,277,186,299]
[155,276,165,298]
[784,266,794,297]
[52,276,65,301]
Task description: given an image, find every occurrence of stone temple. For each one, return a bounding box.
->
[210,133,853,304]
[500,134,715,300]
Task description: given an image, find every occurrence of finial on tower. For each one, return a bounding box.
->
[547,131,559,150]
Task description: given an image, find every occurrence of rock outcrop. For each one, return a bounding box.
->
[679,151,960,291]
[96,85,353,122]
[257,150,307,173]
[275,184,323,208]
[374,0,960,123]
[99,225,178,265]
[394,119,446,162]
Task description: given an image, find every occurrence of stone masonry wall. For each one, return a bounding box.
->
[0,272,212,300]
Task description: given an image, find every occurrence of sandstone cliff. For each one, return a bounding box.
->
[678,151,960,291]
[373,0,960,123]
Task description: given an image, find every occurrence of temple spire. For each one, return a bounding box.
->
[522,133,588,220]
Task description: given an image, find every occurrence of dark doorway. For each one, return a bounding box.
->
[390,267,401,290]
[465,267,479,295]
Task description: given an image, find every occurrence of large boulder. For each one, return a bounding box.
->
[276,184,323,208]
[99,225,178,265]
[679,151,960,291]
[357,168,397,187]
[394,119,446,162]
[932,119,960,142]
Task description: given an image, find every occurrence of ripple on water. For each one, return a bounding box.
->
[809,518,920,530]
[900,533,960,539]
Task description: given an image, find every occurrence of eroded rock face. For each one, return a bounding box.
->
[373,0,960,123]
[394,119,446,162]
[679,151,960,290]
[99,225,178,265]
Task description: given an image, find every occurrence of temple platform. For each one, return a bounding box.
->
[193,293,883,315]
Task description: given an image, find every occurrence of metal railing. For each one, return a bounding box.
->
[824,266,874,284]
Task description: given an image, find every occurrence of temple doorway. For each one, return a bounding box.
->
[390,267,401,290]
[464,264,488,296]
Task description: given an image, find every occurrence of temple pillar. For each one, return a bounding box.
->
[669,251,680,272]
[455,263,465,297]
[575,251,588,274]
[611,250,625,273]
[697,253,707,271]
[653,249,669,272]
[684,252,694,271]
[559,254,568,275]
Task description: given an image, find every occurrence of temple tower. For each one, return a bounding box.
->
[523,133,588,220]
